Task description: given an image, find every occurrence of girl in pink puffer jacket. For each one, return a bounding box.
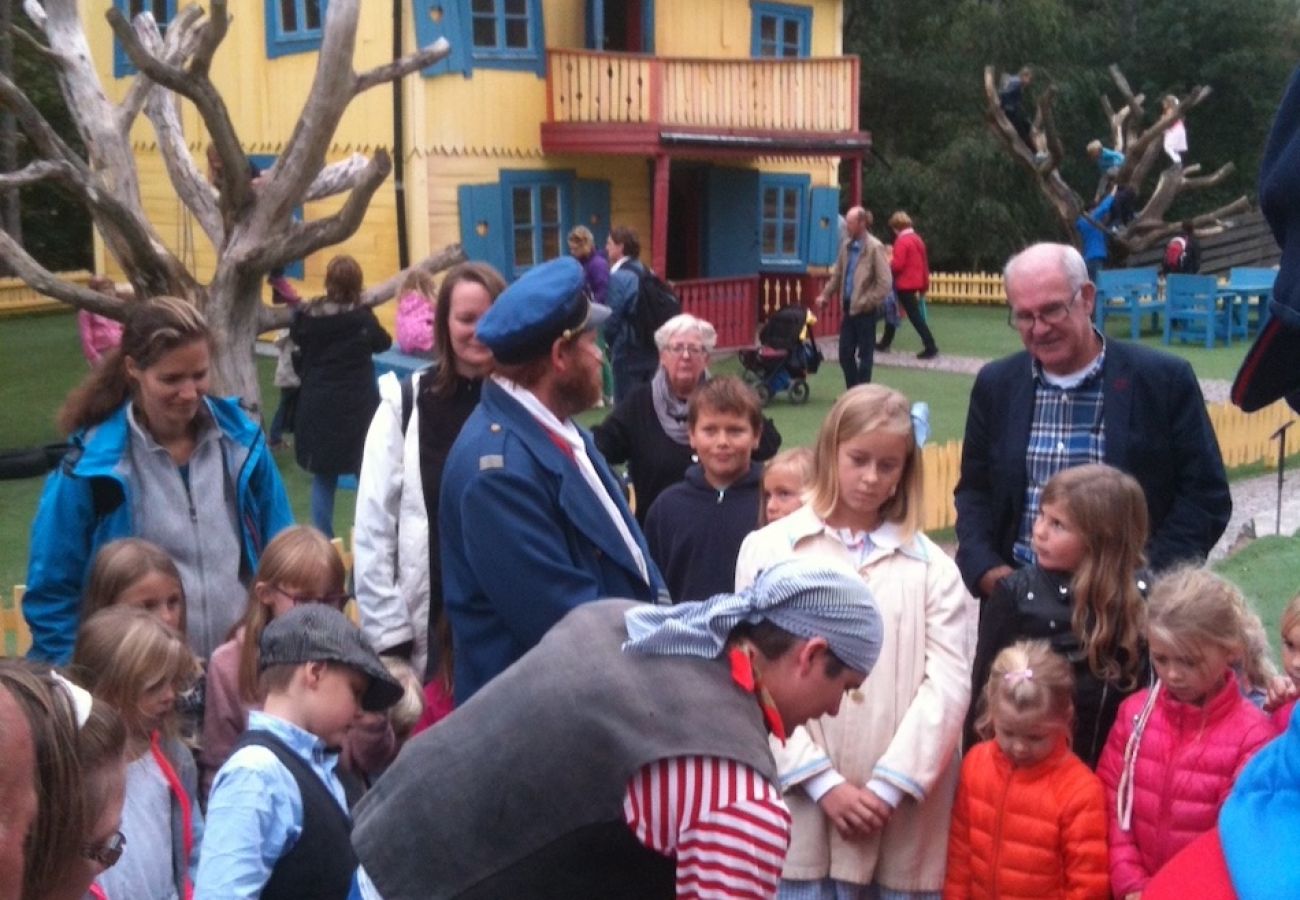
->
[1097,566,1275,900]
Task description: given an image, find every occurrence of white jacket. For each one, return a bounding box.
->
[735,505,977,890]
[354,370,431,675]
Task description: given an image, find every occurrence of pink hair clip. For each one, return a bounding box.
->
[1003,668,1034,688]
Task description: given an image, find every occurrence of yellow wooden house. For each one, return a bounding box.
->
[89,0,869,344]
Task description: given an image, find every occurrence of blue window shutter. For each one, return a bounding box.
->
[574,179,611,247]
[705,168,760,278]
[413,0,471,77]
[458,183,508,275]
[642,0,655,53]
[807,187,840,266]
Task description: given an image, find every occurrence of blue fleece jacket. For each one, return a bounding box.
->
[23,396,293,663]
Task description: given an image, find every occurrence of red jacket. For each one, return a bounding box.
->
[1097,673,1274,897]
[890,228,930,293]
[943,738,1109,900]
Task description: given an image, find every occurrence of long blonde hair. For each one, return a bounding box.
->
[976,639,1075,741]
[1147,566,1275,691]
[71,606,196,741]
[807,384,923,539]
[236,526,345,703]
[1040,464,1148,687]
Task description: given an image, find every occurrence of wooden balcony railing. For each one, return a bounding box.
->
[673,273,833,350]
[547,50,858,133]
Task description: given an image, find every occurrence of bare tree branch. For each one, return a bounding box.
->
[253,150,392,268]
[10,21,60,65]
[0,158,72,187]
[257,243,469,331]
[107,4,253,216]
[117,5,205,134]
[0,229,127,317]
[189,0,228,77]
[353,38,450,95]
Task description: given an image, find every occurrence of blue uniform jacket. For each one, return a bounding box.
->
[954,340,1231,594]
[24,396,294,663]
[439,379,666,703]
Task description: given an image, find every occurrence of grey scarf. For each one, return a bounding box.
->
[650,365,703,445]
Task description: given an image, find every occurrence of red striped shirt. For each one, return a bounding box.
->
[624,756,791,899]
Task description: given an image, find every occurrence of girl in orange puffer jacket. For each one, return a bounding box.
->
[1097,567,1275,900]
[945,640,1109,900]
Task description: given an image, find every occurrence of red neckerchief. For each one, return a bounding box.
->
[728,644,787,742]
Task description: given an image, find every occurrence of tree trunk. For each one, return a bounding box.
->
[0,1,21,271]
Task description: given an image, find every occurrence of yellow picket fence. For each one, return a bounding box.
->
[0,272,91,318]
[928,272,1007,306]
[2,587,30,657]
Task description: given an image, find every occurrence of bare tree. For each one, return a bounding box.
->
[0,0,465,408]
[983,64,1250,259]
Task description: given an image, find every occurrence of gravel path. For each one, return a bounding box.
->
[818,337,1295,555]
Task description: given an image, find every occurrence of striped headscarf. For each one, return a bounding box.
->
[623,556,884,675]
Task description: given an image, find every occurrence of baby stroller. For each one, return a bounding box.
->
[738,305,822,405]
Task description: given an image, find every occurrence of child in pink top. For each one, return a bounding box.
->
[1269,592,1300,731]
[394,269,435,356]
[1097,567,1275,899]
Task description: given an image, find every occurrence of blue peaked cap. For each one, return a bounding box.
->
[475,256,612,365]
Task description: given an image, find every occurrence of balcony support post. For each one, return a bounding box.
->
[850,154,862,207]
[652,152,670,275]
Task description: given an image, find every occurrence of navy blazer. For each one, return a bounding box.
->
[440,379,666,703]
[954,340,1232,595]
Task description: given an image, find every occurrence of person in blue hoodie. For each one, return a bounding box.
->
[24,296,293,664]
[643,376,765,603]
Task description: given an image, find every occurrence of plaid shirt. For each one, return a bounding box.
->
[1013,342,1107,565]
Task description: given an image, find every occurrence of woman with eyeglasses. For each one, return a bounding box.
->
[23,296,294,666]
[0,660,128,900]
[594,313,783,526]
[200,526,394,799]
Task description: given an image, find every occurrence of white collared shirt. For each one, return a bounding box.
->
[492,376,649,584]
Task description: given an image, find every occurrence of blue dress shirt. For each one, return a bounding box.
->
[194,711,349,899]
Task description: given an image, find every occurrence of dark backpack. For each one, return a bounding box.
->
[633,268,681,350]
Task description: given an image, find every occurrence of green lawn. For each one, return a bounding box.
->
[1212,535,1300,658]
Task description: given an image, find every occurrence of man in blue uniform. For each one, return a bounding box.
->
[440,257,667,703]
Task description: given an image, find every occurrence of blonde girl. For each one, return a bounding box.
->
[1097,567,1275,899]
[200,525,393,796]
[395,268,436,356]
[736,383,975,899]
[83,538,205,745]
[71,606,201,900]
[945,641,1108,900]
[84,538,186,636]
[760,446,815,525]
[967,463,1150,768]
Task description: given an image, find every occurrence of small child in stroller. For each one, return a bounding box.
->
[738,305,822,405]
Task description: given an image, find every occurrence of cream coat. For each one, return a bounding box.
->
[735,505,976,891]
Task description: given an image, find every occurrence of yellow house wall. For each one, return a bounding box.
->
[87,0,847,317]
[654,0,842,58]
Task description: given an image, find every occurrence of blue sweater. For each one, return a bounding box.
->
[643,461,763,603]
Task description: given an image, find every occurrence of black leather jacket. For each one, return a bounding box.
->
[966,565,1152,768]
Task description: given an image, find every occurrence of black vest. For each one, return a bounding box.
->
[233,730,356,900]
[353,599,779,900]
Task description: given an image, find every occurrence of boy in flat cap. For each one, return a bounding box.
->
[352,556,885,900]
[440,256,668,704]
[194,604,401,900]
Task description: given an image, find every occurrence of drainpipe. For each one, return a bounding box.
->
[391,0,410,270]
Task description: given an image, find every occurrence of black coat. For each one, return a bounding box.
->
[291,303,392,475]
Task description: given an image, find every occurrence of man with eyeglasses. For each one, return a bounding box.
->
[955,242,1231,600]
[440,257,668,704]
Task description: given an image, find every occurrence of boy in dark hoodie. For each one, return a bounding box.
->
[644,376,765,602]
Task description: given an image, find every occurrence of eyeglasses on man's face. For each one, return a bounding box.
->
[82,831,126,869]
[1007,289,1081,332]
[664,343,708,358]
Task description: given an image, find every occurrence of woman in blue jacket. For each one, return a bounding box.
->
[24,296,293,664]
